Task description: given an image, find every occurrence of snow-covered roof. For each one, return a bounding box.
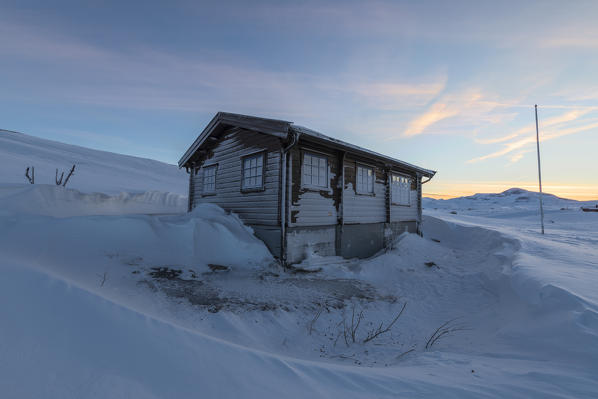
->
[179,112,436,177]
[290,125,436,177]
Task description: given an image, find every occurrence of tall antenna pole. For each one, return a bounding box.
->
[535,104,545,235]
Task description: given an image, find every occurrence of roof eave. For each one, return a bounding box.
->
[178,112,292,168]
[291,126,436,178]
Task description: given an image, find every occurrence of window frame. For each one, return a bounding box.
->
[240,150,267,192]
[355,163,375,195]
[201,164,218,196]
[391,172,411,206]
[301,150,329,190]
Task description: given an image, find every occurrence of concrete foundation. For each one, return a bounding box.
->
[283,221,417,264]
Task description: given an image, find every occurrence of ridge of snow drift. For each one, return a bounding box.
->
[0,129,187,195]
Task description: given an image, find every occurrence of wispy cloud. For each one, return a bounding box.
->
[0,17,448,127]
[508,149,533,164]
[468,118,598,163]
[403,89,517,137]
[342,78,447,110]
[475,109,590,145]
[404,102,458,137]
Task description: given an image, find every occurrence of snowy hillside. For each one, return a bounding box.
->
[424,187,596,214]
[1,131,598,399]
[0,129,187,195]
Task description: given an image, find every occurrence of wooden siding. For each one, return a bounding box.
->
[342,156,386,224]
[288,148,421,227]
[288,143,340,227]
[390,190,418,221]
[191,127,282,226]
[390,172,418,222]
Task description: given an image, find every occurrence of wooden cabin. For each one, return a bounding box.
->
[179,112,436,265]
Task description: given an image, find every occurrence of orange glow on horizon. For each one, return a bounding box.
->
[424,182,598,201]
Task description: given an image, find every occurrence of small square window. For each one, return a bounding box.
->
[242,153,265,190]
[202,165,217,194]
[356,165,374,194]
[302,152,328,189]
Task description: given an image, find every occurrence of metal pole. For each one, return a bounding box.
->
[535,104,545,235]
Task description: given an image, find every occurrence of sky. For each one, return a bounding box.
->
[1,0,597,200]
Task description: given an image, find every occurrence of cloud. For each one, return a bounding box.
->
[508,149,533,164]
[475,109,590,145]
[344,79,447,110]
[541,33,598,48]
[0,16,447,119]
[404,102,458,137]
[402,89,517,137]
[468,118,598,163]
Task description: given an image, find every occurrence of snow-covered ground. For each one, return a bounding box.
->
[1,133,597,398]
[0,129,187,195]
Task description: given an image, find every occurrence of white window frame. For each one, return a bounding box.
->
[356,164,375,195]
[202,164,217,195]
[391,173,411,206]
[301,151,329,189]
[241,151,265,191]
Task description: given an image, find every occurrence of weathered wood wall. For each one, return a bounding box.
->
[342,155,387,224]
[191,127,282,226]
[288,143,340,227]
[287,140,420,228]
[389,175,419,222]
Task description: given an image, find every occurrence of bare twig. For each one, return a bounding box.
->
[350,305,364,343]
[395,347,416,361]
[308,306,323,335]
[97,272,107,287]
[363,302,407,343]
[25,167,34,184]
[62,164,75,187]
[55,169,64,185]
[333,319,345,348]
[425,318,469,349]
[55,165,75,187]
[341,304,364,346]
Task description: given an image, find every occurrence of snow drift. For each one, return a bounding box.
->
[0,129,187,195]
[1,127,598,399]
[0,185,272,286]
[0,183,187,216]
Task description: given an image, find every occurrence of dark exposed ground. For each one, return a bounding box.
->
[138,266,397,313]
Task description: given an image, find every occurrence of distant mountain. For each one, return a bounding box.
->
[423,187,594,212]
[0,129,187,195]
[462,187,571,203]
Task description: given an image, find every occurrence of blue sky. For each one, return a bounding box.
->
[1,0,597,199]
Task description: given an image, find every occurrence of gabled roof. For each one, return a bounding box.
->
[179,112,436,178]
[178,112,291,168]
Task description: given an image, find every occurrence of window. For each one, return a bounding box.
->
[356,165,374,194]
[202,165,217,194]
[391,174,411,205]
[241,152,264,190]
[302,152,328,188]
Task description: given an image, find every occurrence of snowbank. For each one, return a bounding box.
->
[1,153,598,399]
[0,183,187,217]
[190,204,272,268]
[0,129,187,195]
[0,263,401,399]
[0,185,273,289]
[3,208,594,398]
